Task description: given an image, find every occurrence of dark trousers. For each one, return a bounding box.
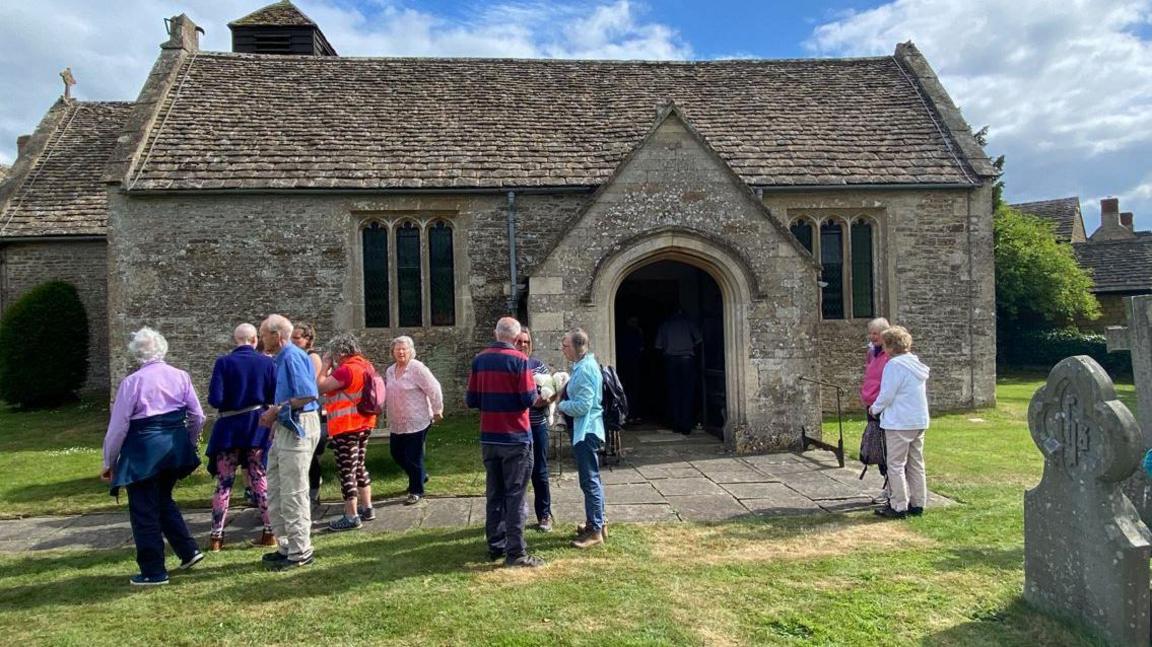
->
[126,470,199,578]
[665,355,697,434]
[308,427,328,491]
[530,421,552,522]
[389,426,429,496]
[482,443,533,559]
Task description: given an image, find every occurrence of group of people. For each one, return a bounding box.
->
[100,314,443,585]
[859,318,932,520]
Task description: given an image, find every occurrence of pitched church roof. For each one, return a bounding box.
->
[1074,237,1152,293]
[0,101,135,238]
[122,51,995,192]
[229,0,317,27]
[1010,196,1085,243]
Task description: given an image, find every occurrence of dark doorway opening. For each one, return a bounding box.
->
[614,260,726,438]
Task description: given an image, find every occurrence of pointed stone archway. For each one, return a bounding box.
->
[590,230,755,447]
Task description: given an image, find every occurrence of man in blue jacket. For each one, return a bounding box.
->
[558,328,606,549]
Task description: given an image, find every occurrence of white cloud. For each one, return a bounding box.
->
[806,0,1152,231]
[0,0,689,165]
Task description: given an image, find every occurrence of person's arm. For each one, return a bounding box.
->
[517,363,537,410]
[102,378,136,473]
[318,363,348,395]
[207,358,226,410]
[558,366,595,418]
[416,364,445,419]
[183,374,206,445]
[869,363,903,417]
[465,362,480,409]
[308,352,323,381]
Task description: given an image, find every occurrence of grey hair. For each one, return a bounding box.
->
[495,317,522,342]
[328,333,363,358]
[129,326,168,364]
[391,335,416,356]
[234,323,257,345]
[567,327,589,353]
[867,317,891,333]
[261,314,294,341]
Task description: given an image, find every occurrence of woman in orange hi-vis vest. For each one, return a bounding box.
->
[316,333,378,531]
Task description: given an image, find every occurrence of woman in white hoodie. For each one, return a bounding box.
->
[868,326,931,519]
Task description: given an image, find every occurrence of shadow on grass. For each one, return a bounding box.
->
[932,546,1023,573]
[922,596,1107,646]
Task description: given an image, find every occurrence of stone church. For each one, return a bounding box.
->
[0,1,998,452]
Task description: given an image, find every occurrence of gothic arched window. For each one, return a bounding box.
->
[790,219,815,254]
[396,221,423,327]
[428,221,456,326]
[851,219,875,319]
[820,219,846,320]
[362,222,389,328]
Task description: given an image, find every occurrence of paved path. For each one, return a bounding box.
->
[0,428,952,553]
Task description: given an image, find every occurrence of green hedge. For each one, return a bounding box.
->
[0,281,89,408]
[999,327,1132,378]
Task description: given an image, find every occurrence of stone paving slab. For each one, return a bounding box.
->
[604,483,666,505]
[634,462,703,480]
[422,498,473,529]
[666,494,749,522]
[651,477,726,497]
[599,467,649,485]
[779,472,873,501]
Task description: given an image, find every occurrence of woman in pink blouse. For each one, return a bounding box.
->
[385,336,444,505]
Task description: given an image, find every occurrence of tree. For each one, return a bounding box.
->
[994,205,1100,331]
[0,281,89,408]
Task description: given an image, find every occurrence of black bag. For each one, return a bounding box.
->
[859,416,887,479]
[600,365,629,432]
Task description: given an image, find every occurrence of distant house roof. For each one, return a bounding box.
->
[1010,196,1086,243]
[122,52,993,192]
[1074,238,1152,294]
[229,0,317,27]
[0,101,135,238]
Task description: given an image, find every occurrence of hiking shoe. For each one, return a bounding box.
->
[178,551,205,571]
[269,555,314,571]
[209,536,224,552]
[358,506,376,521]
[250,530,276,547]
[129,573,170,586]
[487,549,506,562]
[262,551,288,563]
[874,506,907,519]
[572,529,604,549]
[575,522,607,541]
[403,494,422,506]
[907,506,925,517]
[328,515,362,532]
[505,554,545,568]
[538,516,554,533]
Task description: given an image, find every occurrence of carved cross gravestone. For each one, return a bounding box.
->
[1107,295,1152,523]
[1025,355,1151,645]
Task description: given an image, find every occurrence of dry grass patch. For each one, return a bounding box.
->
[650,519,937,565]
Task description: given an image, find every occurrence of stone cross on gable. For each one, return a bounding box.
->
[1024,355,1150,645]
[1107,295,1152,524]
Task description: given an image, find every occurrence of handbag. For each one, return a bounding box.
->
[859,415,888,479]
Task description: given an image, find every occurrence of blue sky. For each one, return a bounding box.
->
[2,0,1150,232]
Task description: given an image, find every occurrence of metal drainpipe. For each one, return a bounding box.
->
[506,190,518,314]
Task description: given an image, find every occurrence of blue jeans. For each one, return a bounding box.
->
[127,470,200,578]
[573,435,605,532]
[530,421,552,522]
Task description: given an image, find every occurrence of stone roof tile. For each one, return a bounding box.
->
[125,53,982,191]
[1074,238,1152,293]
[228,0,316,27]
[1011,197,1084,242]
[0,101,134,237]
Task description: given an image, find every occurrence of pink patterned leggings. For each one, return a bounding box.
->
[210,449,270,537]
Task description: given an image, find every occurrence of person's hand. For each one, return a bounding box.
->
[259,406,279,429]
[433,412,444,423]
[533,395,548,408]
[99,467,113,483]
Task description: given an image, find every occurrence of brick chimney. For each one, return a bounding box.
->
[16,135,30,158]
[162,14,202,52]
[1120,212,1134,230]
[1089,197,1137,241]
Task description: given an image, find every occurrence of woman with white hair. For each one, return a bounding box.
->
[317,333,379,530]
[384,336,444,505]
[101,327,206,586]
[869,326,931,520]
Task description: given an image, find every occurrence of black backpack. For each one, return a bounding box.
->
[600,364,629,432]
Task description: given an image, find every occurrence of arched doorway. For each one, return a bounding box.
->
[614,260,726,438]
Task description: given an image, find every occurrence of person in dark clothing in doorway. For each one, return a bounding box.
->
[655,308,702,435]
[616,315,645,423]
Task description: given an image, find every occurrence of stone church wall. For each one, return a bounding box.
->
[0,239,109,393]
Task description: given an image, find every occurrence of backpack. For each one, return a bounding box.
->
[601,364,629,432]
[858,417,887,479]
[357,361,386,416]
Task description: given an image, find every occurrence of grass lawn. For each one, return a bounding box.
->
[0,373,1138,645]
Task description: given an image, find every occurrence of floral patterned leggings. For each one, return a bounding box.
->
[210,449,270,537]
[330,430,372,501]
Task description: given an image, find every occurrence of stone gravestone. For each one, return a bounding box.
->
[1107,295,1152,524]
[1024,355,1151,645]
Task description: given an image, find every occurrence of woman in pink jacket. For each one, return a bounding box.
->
[861,317,890,504]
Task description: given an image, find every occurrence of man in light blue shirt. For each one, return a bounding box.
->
[558,328,606,549]
[258,314,321,570]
